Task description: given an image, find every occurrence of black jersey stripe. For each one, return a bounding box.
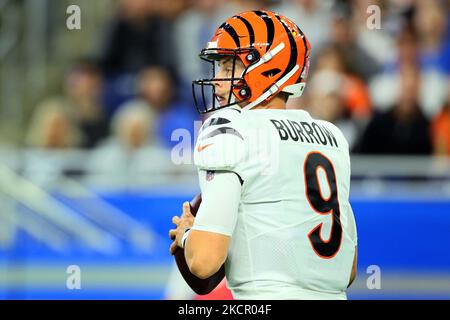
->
[201,117,231,131]
[200,127,244,141]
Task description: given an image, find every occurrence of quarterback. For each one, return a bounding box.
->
[169,10,358,300]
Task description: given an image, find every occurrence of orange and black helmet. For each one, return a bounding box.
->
[192,10,311,114]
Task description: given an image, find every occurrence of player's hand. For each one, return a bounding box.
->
[169,201,195,255]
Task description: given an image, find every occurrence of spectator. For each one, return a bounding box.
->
[25,98,82,150]
[413,0,449,74]
[431,80,450,156]
[369,26,448,118]
[152,0,188,20]
[350,0,396,66]
[23,98,84,185]
[111,102,157,150]
[99,0,175,74]
[359,65,432,155]
[119,65,198,149]
[64,58,109,149]
[87,103,173,185]
[219,0,277,17]
[306,70,359,151]
[312,44,372,120]
[327,1,380,82]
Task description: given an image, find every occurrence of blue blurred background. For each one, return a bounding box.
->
[0,0,449,299]
[0,178,450,299]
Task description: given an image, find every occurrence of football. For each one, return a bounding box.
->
[173,193,226,295]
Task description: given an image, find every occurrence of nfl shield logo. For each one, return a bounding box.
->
[206,170,215,181]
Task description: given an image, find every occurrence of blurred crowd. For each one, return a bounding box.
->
[26,0,450,166]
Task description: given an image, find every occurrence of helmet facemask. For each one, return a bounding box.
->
[192,47,258,114]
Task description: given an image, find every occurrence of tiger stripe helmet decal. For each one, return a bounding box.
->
[192,10,311,114]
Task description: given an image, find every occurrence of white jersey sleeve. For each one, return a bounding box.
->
[192,170,241,236]
[192,108,245,237]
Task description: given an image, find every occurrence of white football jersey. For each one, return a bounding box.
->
[193,106,357,300]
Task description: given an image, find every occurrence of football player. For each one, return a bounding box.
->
[169,10,358,299]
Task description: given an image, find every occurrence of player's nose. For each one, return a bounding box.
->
[212,77,222,88]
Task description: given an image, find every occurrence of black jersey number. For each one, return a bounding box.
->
[304,152,343,259]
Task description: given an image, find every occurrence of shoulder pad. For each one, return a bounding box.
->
[194,108,246,170]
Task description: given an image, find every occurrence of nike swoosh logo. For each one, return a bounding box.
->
[197,143,214,152]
